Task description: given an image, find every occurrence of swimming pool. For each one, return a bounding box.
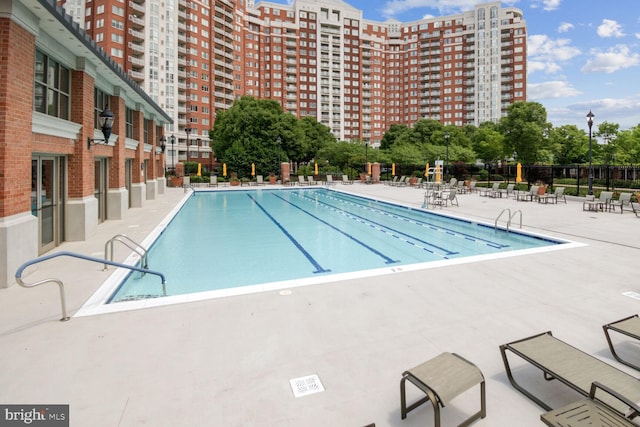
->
[75,187,579,316]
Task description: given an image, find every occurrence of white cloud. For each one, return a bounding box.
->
[597,19,625,38]
[528,81,582,100]
[527,34,581,74]
[582,45,640,73]
[558,22,574,33]
[530,0,562,11]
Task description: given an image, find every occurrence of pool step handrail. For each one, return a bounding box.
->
[15,251,167,322]
[104,234,148,271]
[495,209,523,231]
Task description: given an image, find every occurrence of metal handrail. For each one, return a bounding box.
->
[494,208,523,231]
[495,208,511,230]
[104,234,148,271]
[15,251,166,322]
[509,209,523,229]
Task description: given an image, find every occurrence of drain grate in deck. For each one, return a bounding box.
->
[289,374,325,398]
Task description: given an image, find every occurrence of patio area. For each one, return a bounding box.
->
[1,183,638,426]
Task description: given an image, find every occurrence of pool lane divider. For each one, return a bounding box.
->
[293,191,457,258]
[319,190,508,249]
[272,194,400,265]
[247,194,331,274]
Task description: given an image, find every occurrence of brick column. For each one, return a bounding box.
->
[280,162,291,185]
[104,94,128,219]
[130,110,146,207]
[0,18,38,287]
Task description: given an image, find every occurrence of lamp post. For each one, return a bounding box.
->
[365,142,368,174]
[444,131,450,181]
[160,136,167,174]
[196,138,201,163]
[587,110,595,195]
[185,126,192,164]
[171,134,176,171]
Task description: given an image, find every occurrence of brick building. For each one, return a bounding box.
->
[60,0,526,150]
[0,0,171,288]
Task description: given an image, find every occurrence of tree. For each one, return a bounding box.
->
[472,125,504,166]
[548,125,588,164]
[380,124,409,149]
[595,121,620,164]
[211,96,334,176]
[500,101,552,165]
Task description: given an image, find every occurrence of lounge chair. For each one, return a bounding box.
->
[297,175,307,185]
[516,185,539,202]
[307,176,318,185]
[341,174,354,185]
[609,193,633,214]
[492,183,514,198]
[538,187,566,204]
[541,382,640,427]
[208,175,218,187]
[325,175,336,185]
[479,183,499,197]
[468,181,478,193]
[255,175,266,186]
[603,314,640,371]
[392,176,407,187]
[583,191,614,212]
[386,176,399,186]
[500,331,640,416]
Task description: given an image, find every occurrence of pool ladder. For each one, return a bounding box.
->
[104,234,148,272]
[495,208,522,231]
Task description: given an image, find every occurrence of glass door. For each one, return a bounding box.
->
[31,156,63,254]
[94,158,108,223]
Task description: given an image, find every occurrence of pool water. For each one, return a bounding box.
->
[106,188,566,303]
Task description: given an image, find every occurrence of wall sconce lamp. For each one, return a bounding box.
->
[160,135,167,153]
[87,107,115,149]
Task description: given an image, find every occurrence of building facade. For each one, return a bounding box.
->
[0,0,171,288]
[61,0,525,149]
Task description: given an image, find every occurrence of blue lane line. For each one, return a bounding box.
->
[294,192,457,257]
[273,194,399,265]
[247,194,330,274]
[322,190,509,249]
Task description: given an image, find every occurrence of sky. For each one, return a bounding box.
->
[267,0,640,131]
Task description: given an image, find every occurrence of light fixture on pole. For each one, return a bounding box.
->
[185,126,192,160]
[586,110,595,195]
[171,134,176,171]
[444,131,450,181]
[196,138,201,162]
[160,136,167,154]
[87,107,115,149]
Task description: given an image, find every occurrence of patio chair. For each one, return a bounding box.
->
[341,174,354,184]
[516,185,539,202]
[255,175,266,186]
[307,176,318,185]
[538,187,566,204]
[609,193,633,214]
[208,175,218,187]
[385,176,399,186]
[541,382,640,427]
[492,183,514,198]
[298,175,307,185]
[433,188,458,207]
[468,181,478,193]
[500,331,640,416]
[603,314,640,371]
[325,175,336,185]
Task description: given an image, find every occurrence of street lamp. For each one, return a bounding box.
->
[196,138,201,163]
[444,131,450,181]
[170,134,176,171]
[185,126,192,162]
[365,142,368,174]
[586,110,595,195]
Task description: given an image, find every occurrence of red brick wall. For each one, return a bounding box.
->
[0,19,36,218]
[69,70,96,198]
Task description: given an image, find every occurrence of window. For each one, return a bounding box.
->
[34,50,70,120]
[125,107,134,138]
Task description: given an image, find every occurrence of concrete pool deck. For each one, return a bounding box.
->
[1,183,639,426]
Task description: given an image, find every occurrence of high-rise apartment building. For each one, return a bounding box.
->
[62,0,526,149]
